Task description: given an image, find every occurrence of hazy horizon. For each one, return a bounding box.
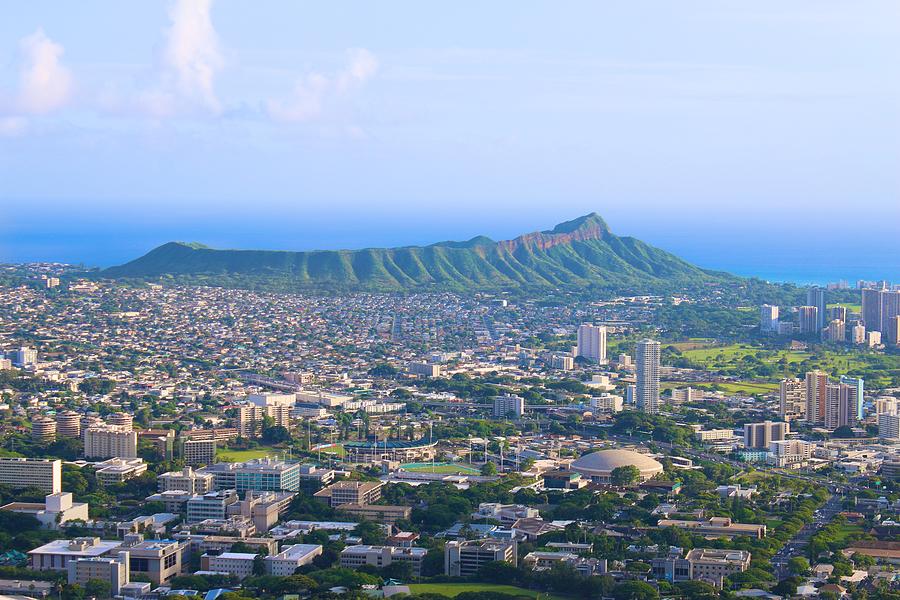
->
[2,206,897,285]
[2,1,898,283]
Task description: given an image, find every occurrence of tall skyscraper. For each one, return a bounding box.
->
[886,315,900,346]
[635,339,661,415]
[861,288,900,334]
[824,383,859,431]
[862,288,883,331]
[883,292,900,335]
[798,306,819,335]
[576,324,607,363]
[779,378,806,421]
[804,371,828,425]
[807,287,826,330]
[839,376,865,421]
[759,305,779,332]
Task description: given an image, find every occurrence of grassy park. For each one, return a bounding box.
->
[401,462,481,475]
[217,446,285,462]
[679,343,875,377]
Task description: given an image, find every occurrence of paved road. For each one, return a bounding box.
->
[771,492,845,579]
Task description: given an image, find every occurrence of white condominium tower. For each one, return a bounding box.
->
[635,339,661,414]
[759,305,779,332]
[577,324,607,363]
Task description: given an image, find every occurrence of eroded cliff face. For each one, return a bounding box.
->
[497,217,609,252]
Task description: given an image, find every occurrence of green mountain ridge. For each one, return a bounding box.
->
[101,213,734,292]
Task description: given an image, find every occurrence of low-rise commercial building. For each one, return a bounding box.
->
[265,544,323,576]
[314,481,384,508]
[94,458,147,486]
[767,439,813,468]
[68,551,130,596]
[124,537,185,585]
[158,467,215,494]
[340,545,427,577]
[29,538,122,571]
[227,491,294,533]
[656,517,766,539]
[298,465,335,492]
[2,493,89,529]
[200,552,256,579]
[337,504,411,526]
[444,540,517,577]
[186,490,239,523]
[685,549,751,587]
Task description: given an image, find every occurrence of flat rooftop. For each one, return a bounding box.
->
[28,539,121,556]
[275,544,322,559]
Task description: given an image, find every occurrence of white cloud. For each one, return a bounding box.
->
[151,0,223,116]
[267,48,379,122]
[17,29,72,114]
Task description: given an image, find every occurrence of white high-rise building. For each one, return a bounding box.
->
[576,325,607,363]
[635,339,661,415]
[878,414,899,440]
[0,458,62,493]
[493,394,525,419]
[12,346,38,367]
[759,305,779,332]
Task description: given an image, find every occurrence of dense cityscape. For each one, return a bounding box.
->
[2,3,898,600]
[0,265,897,600]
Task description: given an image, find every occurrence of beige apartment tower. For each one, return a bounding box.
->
[84,426,138,459]
[31,416,57,443]
[56,411,82,438]
[779,378,806,421]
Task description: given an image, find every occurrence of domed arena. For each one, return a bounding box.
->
[570,449,664,482]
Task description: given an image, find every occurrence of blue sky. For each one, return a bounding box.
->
[1,1,898,282]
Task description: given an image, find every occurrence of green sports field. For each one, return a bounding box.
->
[217,446,284,462]
[400,462,480,475]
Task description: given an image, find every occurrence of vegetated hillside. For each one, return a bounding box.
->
[101,213,735,292]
